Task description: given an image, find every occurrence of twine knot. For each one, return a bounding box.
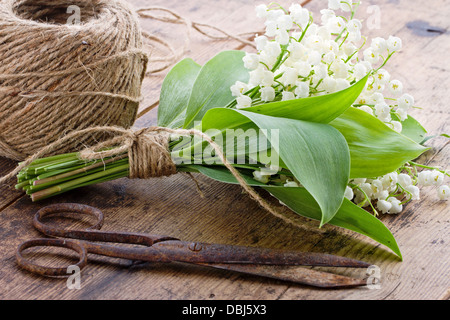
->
[78,127,177,179]
[128,128,177,179]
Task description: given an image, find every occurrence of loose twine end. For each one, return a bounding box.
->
[137,6,257,75]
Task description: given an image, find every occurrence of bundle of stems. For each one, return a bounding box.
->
[15,152,131,202]
[14,146,279,202]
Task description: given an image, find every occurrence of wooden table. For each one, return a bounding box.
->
[0,0,448,300]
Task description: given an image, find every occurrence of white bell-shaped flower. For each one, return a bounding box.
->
[437,185,450,200]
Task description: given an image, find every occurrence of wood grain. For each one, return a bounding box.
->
[0,0,448,300]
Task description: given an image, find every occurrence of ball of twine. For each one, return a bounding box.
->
[0,0,148,161]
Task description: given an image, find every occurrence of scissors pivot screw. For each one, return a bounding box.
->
[188,242,203,252]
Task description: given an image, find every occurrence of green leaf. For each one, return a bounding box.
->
[266,187,402,259]
[241,112,350,226]
[202,109,350,226]
[158,58,202,128]
[183,51,249,128]
[392,114,427,144]
[187,165,401,259]
[241,75,369,123]
[330,107,429,178]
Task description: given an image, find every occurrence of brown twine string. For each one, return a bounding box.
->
[136,6,257,75]
[182,172,206,198]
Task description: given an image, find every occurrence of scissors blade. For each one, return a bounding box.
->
[200,263,368,288]
[152,241,371,268]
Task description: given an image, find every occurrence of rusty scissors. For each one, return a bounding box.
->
[17,203,371,288]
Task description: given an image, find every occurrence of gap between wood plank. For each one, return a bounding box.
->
[0,194,23,213]
[425,140,449,166]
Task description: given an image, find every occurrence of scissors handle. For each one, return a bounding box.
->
[16,236,178,277]
[33,203,178,245]
[16,238,87,277]
[16,203,180,276]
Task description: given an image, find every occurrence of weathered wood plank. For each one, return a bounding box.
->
[0,0,448,300]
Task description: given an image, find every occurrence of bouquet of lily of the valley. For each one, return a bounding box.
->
[12,1,449,259]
